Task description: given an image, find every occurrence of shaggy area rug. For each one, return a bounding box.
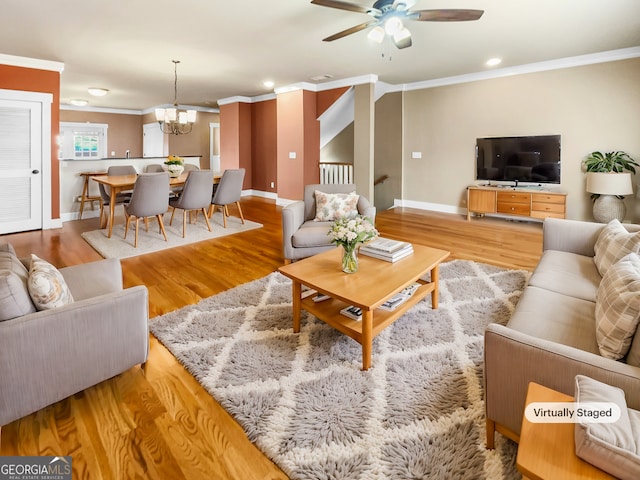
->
[81,211,262,259]
[150,260,529,479]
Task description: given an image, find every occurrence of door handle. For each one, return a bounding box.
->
[32,169,40,174]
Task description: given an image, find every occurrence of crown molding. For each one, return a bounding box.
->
[0,53,64,72]
[403,46,640,92]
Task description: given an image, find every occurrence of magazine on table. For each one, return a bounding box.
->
[362,237,412,254]
[360,243,414,262]
[378,283,421,311]
[340,305,363,321]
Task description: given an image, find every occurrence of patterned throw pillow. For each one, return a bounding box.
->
[595,252,640,360]
[594,219,640,277]
[27,254,74,310]
[313,191,360,222]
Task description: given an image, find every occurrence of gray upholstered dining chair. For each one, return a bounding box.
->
[98,165,137,228]
[208,168,246,228]
[123,172,170,247]
[169,169,214,237]
[145,164,165,173]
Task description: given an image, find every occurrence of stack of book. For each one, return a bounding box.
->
[360,237,414,263]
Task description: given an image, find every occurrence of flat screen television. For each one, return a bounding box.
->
[476,135,561,184]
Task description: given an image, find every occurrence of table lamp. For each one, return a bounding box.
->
[586,172,633,222]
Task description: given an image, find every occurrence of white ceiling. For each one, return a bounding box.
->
[2,0,640,111]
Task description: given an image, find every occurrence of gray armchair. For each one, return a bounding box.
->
[282,183,376,263]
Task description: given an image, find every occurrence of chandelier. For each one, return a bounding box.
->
[155,60,197,135]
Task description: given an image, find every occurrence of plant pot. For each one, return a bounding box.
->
[166,164,184,178]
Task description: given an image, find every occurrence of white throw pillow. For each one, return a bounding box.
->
[313,191,360,222]
[594,219,640,277]
[27,254,74,310]
[595,252,640,360]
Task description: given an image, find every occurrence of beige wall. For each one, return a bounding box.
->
[374,92,403,210]
[61,110,143,158]
[402,58,640,222]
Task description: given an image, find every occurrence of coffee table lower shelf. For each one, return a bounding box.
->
[299,280,434,365]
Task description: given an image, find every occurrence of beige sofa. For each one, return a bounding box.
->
[484,217,640,447]
[0,243,149,437]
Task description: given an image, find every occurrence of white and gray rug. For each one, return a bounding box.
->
[150,260,529,479]
[81,211,262,259]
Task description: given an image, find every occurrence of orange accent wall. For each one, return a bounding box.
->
[316,87,350,118]
[251,100,277,193]
[220,102,252,189]
[276,90,306,200]
[0,64,60,219]
[303,90,320,187]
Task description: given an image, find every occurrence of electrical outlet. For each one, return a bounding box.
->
[289,152,297,159]
[270,182,275,188]
[412,152,422,159]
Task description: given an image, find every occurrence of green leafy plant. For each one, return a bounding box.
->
[583,151,639,173]
[164,155,184,166]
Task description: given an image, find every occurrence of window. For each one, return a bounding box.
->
[60,122,108,159]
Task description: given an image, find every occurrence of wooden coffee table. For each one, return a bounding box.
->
[278,244,450,370]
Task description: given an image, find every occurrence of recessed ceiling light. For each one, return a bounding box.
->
[486,58,502,67]
[87,87,109,97]
[69,99,88,106]
[310,74,334,82]
[263,80,275,89]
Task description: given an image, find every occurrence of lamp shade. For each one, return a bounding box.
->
[586,172,634,195]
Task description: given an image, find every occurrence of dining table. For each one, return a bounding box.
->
[92,171,222,238]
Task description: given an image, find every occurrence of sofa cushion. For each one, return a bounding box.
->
[528,250,601,302]
[0,251,36,321]
[574,375,640,480]
[313,191,359,222]
[27,254,74,310]
[595,253,640,360]
[0,243,17,256]
[594,219,640,277]
[507,286,600,355]
[292,221,334,248]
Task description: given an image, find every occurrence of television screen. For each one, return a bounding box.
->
[476,135,561,184]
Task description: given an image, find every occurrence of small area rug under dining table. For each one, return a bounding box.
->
[150,259,528,479]
[81,211,262,259]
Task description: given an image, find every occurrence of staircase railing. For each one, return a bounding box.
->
[320,162,353,184]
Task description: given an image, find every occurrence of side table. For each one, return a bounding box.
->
[79,171,106,219]
[516,382,616,480]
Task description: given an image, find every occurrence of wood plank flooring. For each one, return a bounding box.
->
[0,197,543,479]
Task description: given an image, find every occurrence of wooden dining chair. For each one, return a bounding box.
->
[123,173,170,247]
[208,168,246,228]
[169,170,214,237]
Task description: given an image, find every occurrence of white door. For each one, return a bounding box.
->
[143,122,167,158]
[0,99,43,234]
[210,122,220,171]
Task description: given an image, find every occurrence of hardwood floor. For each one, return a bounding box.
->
[0,198,543,479]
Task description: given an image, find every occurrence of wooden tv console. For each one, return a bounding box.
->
[467,185,567,221]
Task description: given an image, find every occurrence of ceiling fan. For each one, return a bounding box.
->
[311,0,484,49]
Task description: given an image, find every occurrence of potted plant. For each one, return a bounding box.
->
[164,155,185,177]
[583,151,638,223]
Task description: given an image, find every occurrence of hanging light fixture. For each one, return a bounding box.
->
[155,60,197,135]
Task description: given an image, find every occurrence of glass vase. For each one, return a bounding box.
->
[342,244,359,274]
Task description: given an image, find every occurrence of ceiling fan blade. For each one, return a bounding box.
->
[311,0,380,15]
[413,9,484,22]
[322,20,377,42]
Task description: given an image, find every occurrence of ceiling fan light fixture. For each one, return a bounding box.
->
[393,27,412,49]
[367,26,385,43]
[384,16,403,36]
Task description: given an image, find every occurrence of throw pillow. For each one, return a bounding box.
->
[27,254,74,310]
[595,252,640,360]
[574,375,640,480]
[594,219,640,277]
[0,250,37,321]
[313,190,360,222]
